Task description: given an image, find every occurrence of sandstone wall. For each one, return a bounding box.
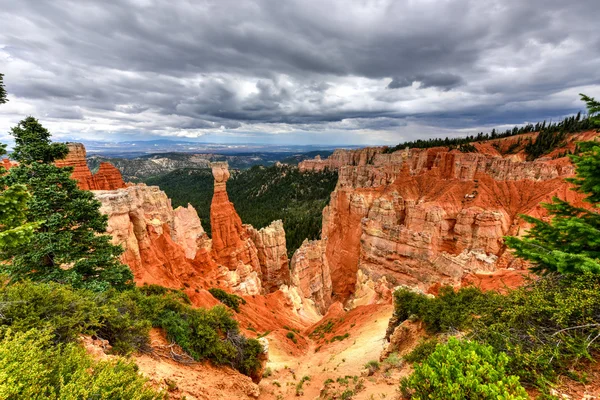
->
[96,184,214,288]
[246,220,290,293]
[297,138,593,310]
[55,142,126,190]
[298,147,386,172]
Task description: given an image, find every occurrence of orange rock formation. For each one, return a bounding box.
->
[210,162,261,272]
[296,132,595,309]
[55,142,126,190]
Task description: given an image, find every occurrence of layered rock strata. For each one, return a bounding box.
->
[96,184,215,288]
[246,220,290,293]
[290,239,332,314]
[55,142,126,190]
[210,162,261,273]
[296,136,593,310]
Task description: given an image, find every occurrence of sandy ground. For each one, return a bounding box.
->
[257,303,410,399]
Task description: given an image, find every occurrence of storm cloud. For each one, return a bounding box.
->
[0,0,599,145]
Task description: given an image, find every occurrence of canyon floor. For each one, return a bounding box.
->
[258,303,400,400]
[126,302,410,400]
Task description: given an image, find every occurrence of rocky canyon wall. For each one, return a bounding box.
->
[54,145,291,298]
[55,142,127,190]
[296,134,593,309]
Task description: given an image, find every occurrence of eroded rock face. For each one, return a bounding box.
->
[210,162,261,274]
[299,147,385,172]
[1,158,16,170]
[96,184,215,287]
[297,136,593,309]
[55,143,126,190]
[290,239,332,314]
[246,220,290,293]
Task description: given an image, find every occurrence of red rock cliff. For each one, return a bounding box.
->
[55,142,126,190]
[296,132,596,309]
[210,162,261,273]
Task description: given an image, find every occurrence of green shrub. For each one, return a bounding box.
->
[392,286,500,334]
[400,338,527,400]
[139,284,191,304]
[403,338,439,363]
[0,328,163,399]
[382,352,403,370]
[364,360,380,375]
[473,273,600,387]
[0,280,263,378]
[0,280,102,343]
[208,288,246,312]
[392,273,600,391]
[331,332,349,342]
[286,331,298,344]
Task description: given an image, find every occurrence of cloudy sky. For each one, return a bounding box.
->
[1,0,599,146]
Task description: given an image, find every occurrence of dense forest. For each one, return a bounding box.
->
[385,111,595,159]
[145,164,338,257]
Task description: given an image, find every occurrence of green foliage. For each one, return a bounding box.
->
[364,360,380,374]
[392,286,499,334]
[0,328,163,399]
[330,332,350,342]
[0,117,133,291]
[393,273,600,389]
[580,93,600,127]
[286,331,297,344]
[0,280,102,343]
[144,164,338,257]
[0,183,40,250]
[403,338,439,363]
[0,73,7,104]
[0,280,263,377]
[472,273,600,386]
[310,319,335,339]
[400,338,527,400]
[385,112,594,157]
[296,375,311,395]
[506,145,600,275]
[208,288,246,312]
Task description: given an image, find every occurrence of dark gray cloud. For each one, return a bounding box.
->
[388,73,464,90]
[0,0,599,145]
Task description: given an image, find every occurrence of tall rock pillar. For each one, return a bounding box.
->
[210,162,261,272]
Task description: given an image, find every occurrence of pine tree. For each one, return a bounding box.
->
[0,117,133,291]
[0,145,39,250]
[580,93,600,127]
[0,73,7,104]
[505,94,600,274]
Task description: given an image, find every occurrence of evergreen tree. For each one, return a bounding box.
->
[0,145,39,250]
[0,73,7,104]
[580,93,600,127]
[505,94,600,274]
[0,117,133,291]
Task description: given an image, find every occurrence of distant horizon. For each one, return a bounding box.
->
[1,1,599,147]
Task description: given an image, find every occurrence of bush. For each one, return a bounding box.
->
[473,273,600,387]
[0,328,163,399]
[392,273,600,390]
[400,338,527,400]
[392,286,499,334]
[364,360,380,375]
[208,288,246,312]
[0,280,102,343]
[403,338,439,363]
[0,280,263,378]
[286,331,297,344]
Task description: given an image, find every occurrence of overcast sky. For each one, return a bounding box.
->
[1,0,599,146]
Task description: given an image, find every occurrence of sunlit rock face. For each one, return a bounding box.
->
[55,142,127,190]
[297,140,590,309]
[247,220,290,293]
